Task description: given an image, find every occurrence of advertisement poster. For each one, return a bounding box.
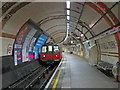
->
[28,31,41,61]
[85,45,89,58]
[34,34,48,59]
[28,37,36,61]
[22,28,37,62]
[14,24,30,66]
[14,20,48,66]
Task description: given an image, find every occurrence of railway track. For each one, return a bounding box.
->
[3,62,59,90]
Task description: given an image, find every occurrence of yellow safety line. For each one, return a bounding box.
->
[52,59,65,89]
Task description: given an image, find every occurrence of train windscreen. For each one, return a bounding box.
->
[48,46,52,52]
[54,46,59,53]
[42,46,47,53]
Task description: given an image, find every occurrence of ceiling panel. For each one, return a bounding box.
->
[71,2,83,13]
[46,25,66,33]
[70,10,80,19]
[53,33,66,37]
[80,4,101,27]
[3,2,65,35]
[49,29,66,35]
[70,16,78,23]
[40,19,66,31]
[103,2,118,19]
[85,32,92,39]
[2,2,118,44]
[92,18,110,35]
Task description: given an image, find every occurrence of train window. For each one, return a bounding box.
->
[54,46,59,52]
[48,46,52,52]
[42,46,47,53]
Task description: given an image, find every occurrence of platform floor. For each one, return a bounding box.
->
[49,53,119,89]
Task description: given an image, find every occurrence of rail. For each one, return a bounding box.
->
[24,66,51,89]
[7,66,42,89]
[4,61,61,89]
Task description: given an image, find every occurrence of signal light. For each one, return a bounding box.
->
[48,43,52,44]
[112,27,116,29]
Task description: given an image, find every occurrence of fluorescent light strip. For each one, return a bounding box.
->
[67,10,70,15]
[67,25,69,28]
[66,0,70,8]
[67,22,69,26]
[67,16,70,20]
[67,22,69,30]
[67,27,69,30]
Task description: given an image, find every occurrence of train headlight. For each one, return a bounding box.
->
[43,55,45,57]
[56,55,59,58]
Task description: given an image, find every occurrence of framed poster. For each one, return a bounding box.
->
[7,44,12,55]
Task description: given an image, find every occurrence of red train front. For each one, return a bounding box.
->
[40,43,61,63]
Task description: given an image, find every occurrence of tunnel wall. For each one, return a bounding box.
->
[64,44,87,61]
[84,44,89,62]
[69,34,118,66]
[71,44,89,62]
[65,33,119,66]
[89,43,98,66]
[98,34,118,65]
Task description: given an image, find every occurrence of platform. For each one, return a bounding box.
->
[46,52,119,89]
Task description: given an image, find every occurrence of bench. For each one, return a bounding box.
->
[97,60,113,71]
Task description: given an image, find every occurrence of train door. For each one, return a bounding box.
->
[54,45,61,60]
[47,45,53,60]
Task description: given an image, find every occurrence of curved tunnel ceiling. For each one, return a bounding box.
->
[1,2,120,44]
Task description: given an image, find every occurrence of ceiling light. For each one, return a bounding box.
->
[67,27,69,30]
[67,22,69,26]
[67,10,70,15]
[67,25,69,28]
[80,34,84,37]
[71,41,73,44]
[67,16,70,20]
[66,0,70,8]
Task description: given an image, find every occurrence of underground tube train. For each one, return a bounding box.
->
[40,43,62,63]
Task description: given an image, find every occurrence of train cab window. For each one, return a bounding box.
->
[54,46,59,52]
[42,46,47,53]
[48,46,52,52]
